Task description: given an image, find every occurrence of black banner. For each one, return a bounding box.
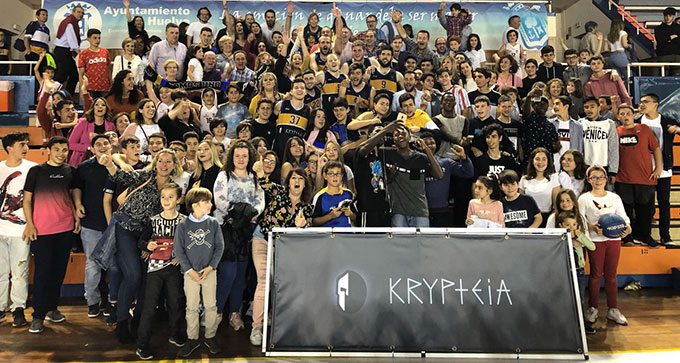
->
[267,231,586,356]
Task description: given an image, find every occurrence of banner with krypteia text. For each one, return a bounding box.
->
[42,1,548,50]
[266,229,587,357]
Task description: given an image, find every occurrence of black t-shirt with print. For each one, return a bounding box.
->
[502,194,540,228]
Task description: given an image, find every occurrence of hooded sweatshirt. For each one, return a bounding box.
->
[584,72,632,106]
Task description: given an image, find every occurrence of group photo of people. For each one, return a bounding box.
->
[1,0,680,361]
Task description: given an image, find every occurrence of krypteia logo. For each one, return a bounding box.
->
[53,2,103,42]
[336,270,366,313]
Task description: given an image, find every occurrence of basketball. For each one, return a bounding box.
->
[598,213,627,239]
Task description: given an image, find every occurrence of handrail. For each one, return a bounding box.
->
[0,61,39,76]
[626,62,680,93]
[608,0,654,38]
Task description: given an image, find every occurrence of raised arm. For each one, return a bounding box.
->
[223,0,235,37]
[285,0,294,37]
[123,0,132,23]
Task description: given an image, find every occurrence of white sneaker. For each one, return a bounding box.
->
[249,326,263,346]
[607,308,628,326]
[585,307,598,324]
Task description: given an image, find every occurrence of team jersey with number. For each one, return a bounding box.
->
[305,87,322,110]
[275,100,311,157]
[345,83,372,113]
[370,67,399,98]
[321,71,346,110]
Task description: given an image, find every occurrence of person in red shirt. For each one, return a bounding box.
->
[615,104,662,246]
[78,28,111,99]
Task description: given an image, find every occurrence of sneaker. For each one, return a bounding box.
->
[229,312,245,331]
[12,308,27,327]
[204,337,221,354]
[0,310,5,322]
[249,326,263,346]
[177,339,200,358]
[585,307,598,324]
[45,310,66,323]
[645,238,659,248]
[88,304,101,318]
[136,345,154,360]
[168,335,186,347]
[584,322,596,335]
[103,303,112,317]
[28,319,44,334]
[607,308,628,326]
[106,304,117,326]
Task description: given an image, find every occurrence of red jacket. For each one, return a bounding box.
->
[584,72,632,106]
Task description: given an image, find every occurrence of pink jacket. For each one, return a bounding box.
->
[68,118,115,166]
[584,72,632,106]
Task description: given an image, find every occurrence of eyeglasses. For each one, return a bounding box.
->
[170,147,185,153]
[263,159,276,165]
[326,172,343,177]
[588,176,607,181]
[639,100,656,104]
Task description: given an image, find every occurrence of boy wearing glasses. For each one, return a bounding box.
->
[312,161,356,227]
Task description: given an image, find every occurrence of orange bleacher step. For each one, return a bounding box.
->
[654,206,680,220]
[0,149,48,164]
[586,245,680,275]
[0,126,45,147]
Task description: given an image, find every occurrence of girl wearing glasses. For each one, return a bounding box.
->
[577,164,631,327]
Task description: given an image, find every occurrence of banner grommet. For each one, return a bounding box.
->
[445,233,450,239]
[451,346,458,352]
[330,233,335,238]
[504,233,509,240]
[515,347,521,353]
[387,233,393,239]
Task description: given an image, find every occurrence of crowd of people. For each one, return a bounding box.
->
[1,0,680,360]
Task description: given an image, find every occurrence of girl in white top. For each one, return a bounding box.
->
[577,164,630,326]
[558,150,586,196]
[497,29,524,70]
[464,34,486,69]
[459,60,477,93]
[120,98,161,153]
[519,147,561,224]
[606,20,629,83]
[186,45,204,82]
[112,38,144,84]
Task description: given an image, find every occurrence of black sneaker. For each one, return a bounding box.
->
[204,337,221,354]
[643,237,659,248]
[168,335,186,347]
[45,310,66,323]
[102,302,111,317]
[177,339,200,358]
[136,345,154,360]
[12,308,27,327]
[28,319,44,334]
[88,304,101,318]
[0,310,6,322]
[115,319,131,345]
[584,322,596,335]
[106,304,117,326]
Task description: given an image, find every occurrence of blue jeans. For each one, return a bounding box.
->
[609,51,629,85]
[216,260,249,314]
[115,224,143,323]
[81,227,104,306]
[391,213,430,227]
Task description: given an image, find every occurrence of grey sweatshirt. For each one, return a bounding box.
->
[174,214,225,274]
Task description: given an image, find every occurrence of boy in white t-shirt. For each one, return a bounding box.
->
[0,132,37,327]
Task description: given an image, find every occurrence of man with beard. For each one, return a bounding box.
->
[309,35,333,72]
[340,63,372,117]
[391,70,423,112]
[434,37,449,59]
[261,1,293,47]
[368,44,404,100]
[302,69,322,109]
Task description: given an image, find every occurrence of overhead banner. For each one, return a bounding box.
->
[267,230,586,356]
[42,1,548,50]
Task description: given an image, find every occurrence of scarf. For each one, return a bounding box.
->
[56,14,81,45]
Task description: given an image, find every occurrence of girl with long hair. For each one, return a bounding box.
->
[281,136,306,181]
[106,70,144,115]
[248,72,282,118]
[558,149,587,195]
[520,147,561,226]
